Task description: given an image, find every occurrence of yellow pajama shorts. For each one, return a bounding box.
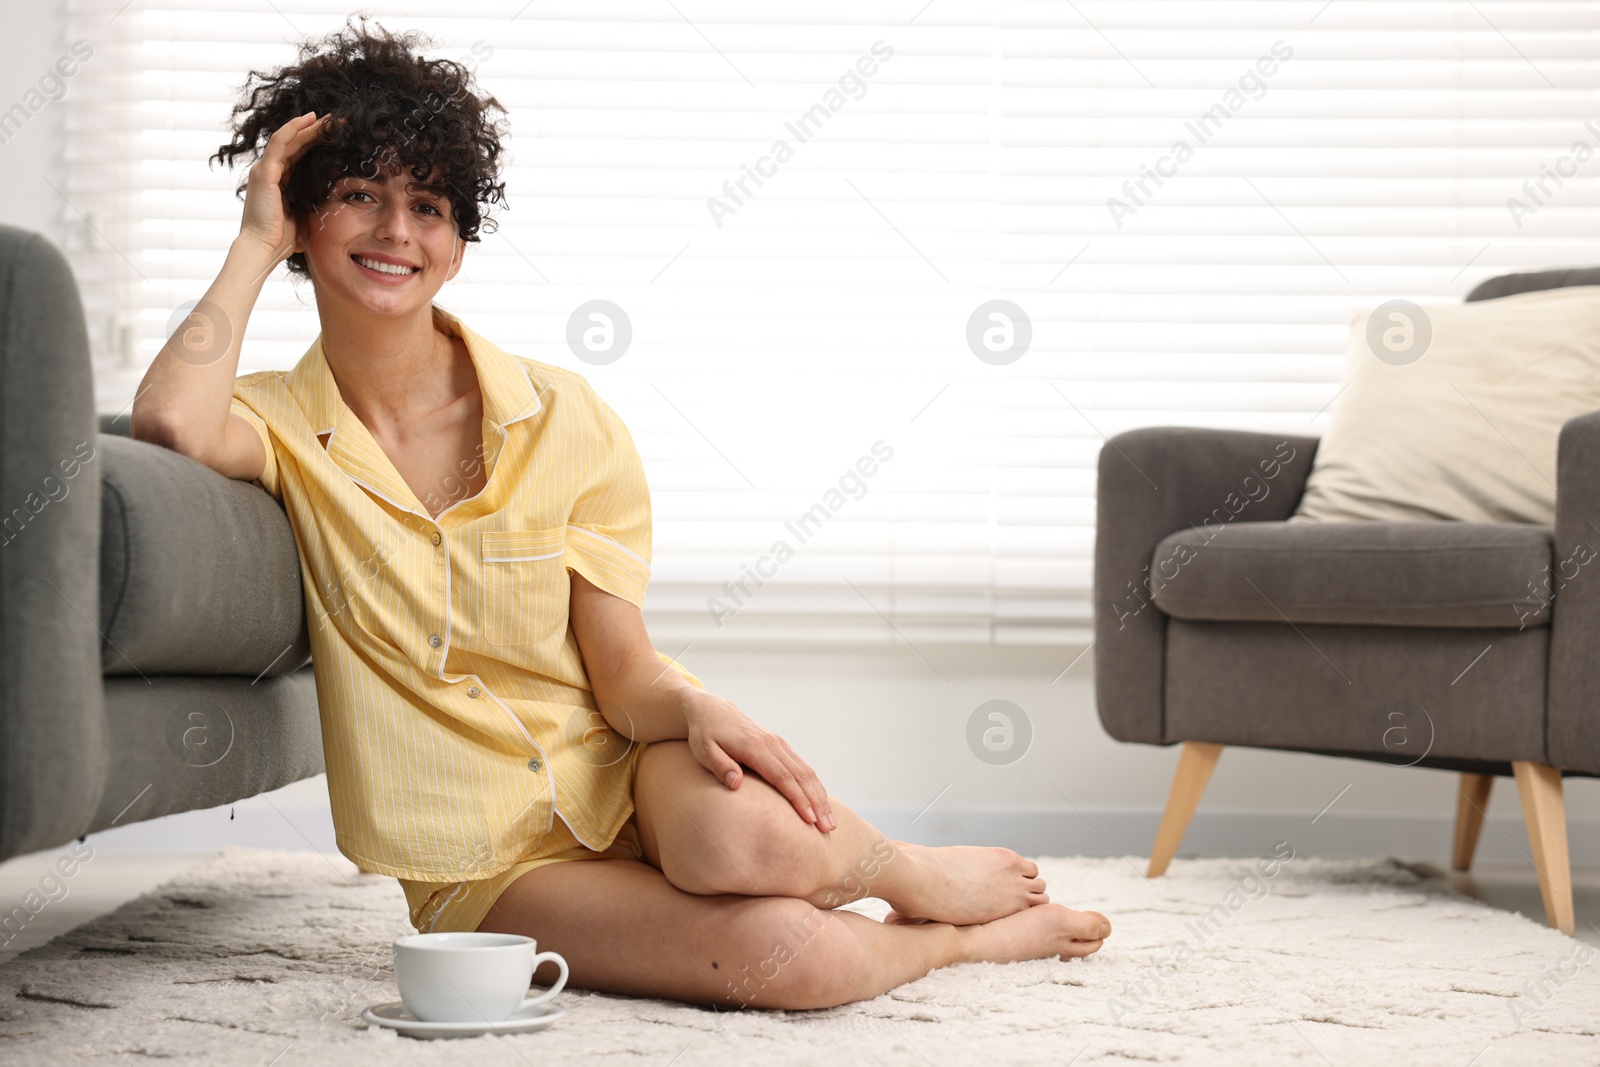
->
[397,810,648,935]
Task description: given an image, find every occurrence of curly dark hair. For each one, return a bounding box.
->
[209,14,510,279]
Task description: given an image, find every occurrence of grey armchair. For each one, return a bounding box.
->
[1094,266,1600,936]
[0,225,324,870]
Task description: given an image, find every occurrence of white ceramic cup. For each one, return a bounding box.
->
[393,932,569,1023]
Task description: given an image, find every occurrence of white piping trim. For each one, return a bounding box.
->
[326,420,444,524]
[498,365,547,427]
[484,551,562,563]
[551,804,610,853]
[479,687,556,837]
[440,532,454,670]
[566,524,648,567]
[480,685,540,760]
[502,406,541,427]
[438,670,567,844]
[345,473,424,523]
[425,881,469,933]
[326,423,431,521]
[434,498,470,521]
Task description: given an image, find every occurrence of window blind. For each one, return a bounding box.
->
[66,0,1600,649]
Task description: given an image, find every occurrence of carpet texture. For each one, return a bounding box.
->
[1,845,1596,1065]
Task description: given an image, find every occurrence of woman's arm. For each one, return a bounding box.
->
[131,235,279,463]
[570,570,837,832]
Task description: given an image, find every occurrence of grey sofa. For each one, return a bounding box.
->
[0,225,324,869]
[1095,266,1600,936]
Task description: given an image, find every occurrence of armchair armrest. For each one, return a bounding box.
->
[98,434,311,677]
[1093,427,1320,744]
[1547,409,1600,773]
[0,225,107,864]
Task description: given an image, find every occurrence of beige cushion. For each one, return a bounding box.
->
[1292,285,1600,525]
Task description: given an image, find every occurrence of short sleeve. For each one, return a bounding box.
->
[229,389,281,502]
[655,648,706,691]
[563,387,652,608]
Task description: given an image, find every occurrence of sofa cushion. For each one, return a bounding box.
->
[1149,521,1553,628]
[1163,619,1549,761]
[98,434,312,676]
[95,666,323,834]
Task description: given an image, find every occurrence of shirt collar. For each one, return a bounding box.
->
[283,304,544,522]
[286,303,543,436]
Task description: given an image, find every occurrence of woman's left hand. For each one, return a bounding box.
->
[680,689,837,832]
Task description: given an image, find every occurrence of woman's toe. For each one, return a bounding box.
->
[1065,908,1110,940]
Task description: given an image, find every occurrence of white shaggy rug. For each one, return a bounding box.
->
[2,846,1597,1065]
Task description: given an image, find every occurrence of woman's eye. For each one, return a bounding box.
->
[343,190,442,216]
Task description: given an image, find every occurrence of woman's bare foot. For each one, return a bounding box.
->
[875,840,1049,925]
[959,902,1111,964]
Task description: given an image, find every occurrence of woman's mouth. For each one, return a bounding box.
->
[351,254,420,281]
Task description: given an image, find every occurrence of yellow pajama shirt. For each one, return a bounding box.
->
[229,302,702,933]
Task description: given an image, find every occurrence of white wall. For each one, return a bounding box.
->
[0,3,69,252]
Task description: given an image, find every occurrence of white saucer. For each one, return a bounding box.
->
[361,997,565,1040]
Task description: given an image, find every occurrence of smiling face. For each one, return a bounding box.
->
[293,159,467,319]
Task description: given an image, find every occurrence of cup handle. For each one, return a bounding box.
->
[524,950,569,1006]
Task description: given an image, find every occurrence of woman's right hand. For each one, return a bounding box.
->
[237,110,343,263]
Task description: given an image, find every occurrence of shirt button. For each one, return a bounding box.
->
[466,686,480,698]
[428,633,442,648]
[527,757,543,772]
[431,531,442,546]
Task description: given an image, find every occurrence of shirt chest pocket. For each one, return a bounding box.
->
[480,527,569,648]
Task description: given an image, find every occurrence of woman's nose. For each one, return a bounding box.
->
[371,198,412,242]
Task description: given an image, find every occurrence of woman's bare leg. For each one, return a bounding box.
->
[474,854,1107,1010]
[632,740,1107,930]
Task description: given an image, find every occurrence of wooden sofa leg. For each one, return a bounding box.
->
[1452,773,1494,871]
[1511,761,1575,936]
[1147,742,1224,878]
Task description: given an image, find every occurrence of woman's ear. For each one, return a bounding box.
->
[445,235,466,281]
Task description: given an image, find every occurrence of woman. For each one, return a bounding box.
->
[131,16,1110,1011]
